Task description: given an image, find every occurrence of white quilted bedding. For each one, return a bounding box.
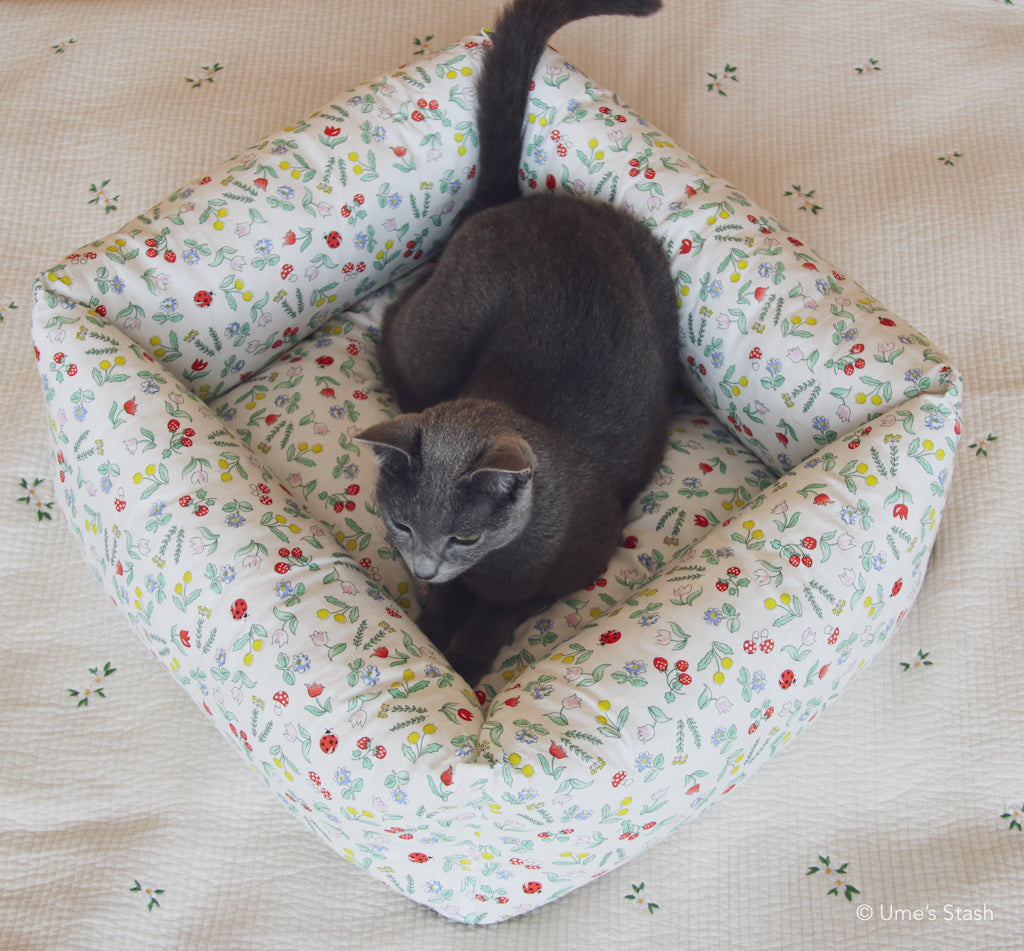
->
[2,1,1021,947]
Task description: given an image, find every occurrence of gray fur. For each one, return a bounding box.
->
[357,0,676,685]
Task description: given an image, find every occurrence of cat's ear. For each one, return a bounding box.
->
[470,436,536,498]
[356,415,421,472]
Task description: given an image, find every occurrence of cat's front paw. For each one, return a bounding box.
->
[445,647,493,688]
[417,610,455,652]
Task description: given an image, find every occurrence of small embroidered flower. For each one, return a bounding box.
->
[185,63,223,88]
[88,179,119,214]
[130,880,164,911]
[706,64,738,96]
[969,434,997,457]
[624,882,660,914]
[807,856,861,901]
[67,662,116,707]
[16,477,55,520]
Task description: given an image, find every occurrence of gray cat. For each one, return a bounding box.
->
[357,0,678,685]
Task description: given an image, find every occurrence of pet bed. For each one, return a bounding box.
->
[32,33,960,924]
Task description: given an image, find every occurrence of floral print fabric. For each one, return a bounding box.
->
[32,35,961,924]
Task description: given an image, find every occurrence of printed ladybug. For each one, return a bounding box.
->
[409,852,430,863]
[522,881,542,894]
[779,669,795,689]
[325,230,342,248]
[193,290,213,307]
[230,598,248,620]
[319,730,338,754]
[599,630,621,646]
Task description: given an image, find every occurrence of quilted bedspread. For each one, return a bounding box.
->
[2,1,1022,948]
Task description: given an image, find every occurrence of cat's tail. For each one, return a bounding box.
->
[469,0,661,213]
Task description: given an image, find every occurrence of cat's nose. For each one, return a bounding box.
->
[410,557,440,581]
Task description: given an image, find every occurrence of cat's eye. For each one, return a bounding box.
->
[391,520,411,535]
[451,533,480,546]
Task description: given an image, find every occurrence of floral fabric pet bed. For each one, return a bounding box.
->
[32,35,961,924]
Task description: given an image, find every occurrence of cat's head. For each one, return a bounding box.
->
[356,403,535,584]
